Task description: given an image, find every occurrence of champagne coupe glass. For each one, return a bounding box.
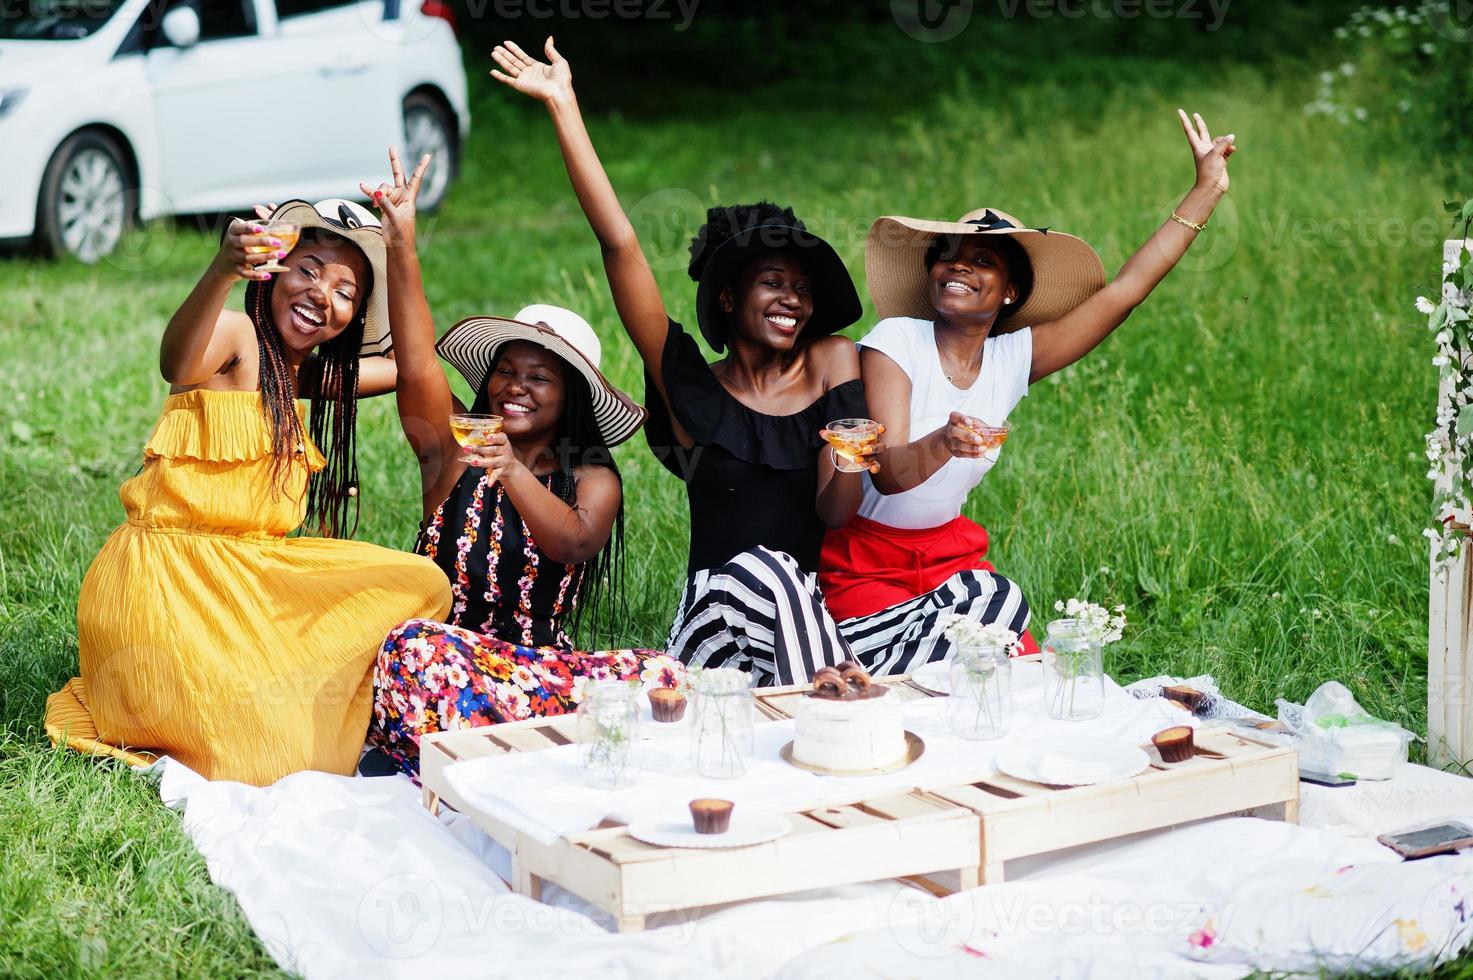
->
[251,219,301,275]
[449,413,504,464]
[824,418,881,473]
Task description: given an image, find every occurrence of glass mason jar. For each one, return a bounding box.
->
[1043,619,1105,721]
[577,679,641,789]
[949,642,1013,739]
[689,667,755,778]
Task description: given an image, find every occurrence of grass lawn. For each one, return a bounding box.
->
[0,12,1463,976]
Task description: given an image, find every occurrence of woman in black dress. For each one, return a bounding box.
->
[493,40,1029,685]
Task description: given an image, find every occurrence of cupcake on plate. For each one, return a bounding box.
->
[690,798,734,834]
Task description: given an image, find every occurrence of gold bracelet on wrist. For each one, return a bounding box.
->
[1170,211,1207,233]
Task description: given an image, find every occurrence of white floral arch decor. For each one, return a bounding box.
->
[1424,206,1473,570]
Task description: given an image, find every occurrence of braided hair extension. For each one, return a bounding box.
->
[471,357,626,645]
[244,267,367,539]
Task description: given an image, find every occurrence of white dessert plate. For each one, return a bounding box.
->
[627,812,792,849]
[910,659,1043,697]
[994,736,1150,786]
[778,731,925,776]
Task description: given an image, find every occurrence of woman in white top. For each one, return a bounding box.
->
[821,110,1237,650]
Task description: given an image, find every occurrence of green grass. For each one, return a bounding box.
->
[0,16,1463,976]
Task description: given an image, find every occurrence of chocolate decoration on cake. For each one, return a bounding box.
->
[812,667,849,700]
[809,662,888,701]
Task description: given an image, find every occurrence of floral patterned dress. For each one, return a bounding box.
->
[369,466,681,777]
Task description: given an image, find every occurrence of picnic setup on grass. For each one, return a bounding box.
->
[23,18,1473,967]
[133,233,1473,978]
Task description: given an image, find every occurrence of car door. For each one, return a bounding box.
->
[145,0,396,213]
[142,0,274,212]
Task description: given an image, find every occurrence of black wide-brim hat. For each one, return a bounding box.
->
[693,224,863,352]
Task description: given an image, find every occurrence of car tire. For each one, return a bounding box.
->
[402,92,457,214]
[35,129,135,264]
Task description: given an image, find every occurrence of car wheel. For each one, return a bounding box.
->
[36,130,134,264]
[403,93,456,213]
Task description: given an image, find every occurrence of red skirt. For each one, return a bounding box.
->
[820,515,1038,653]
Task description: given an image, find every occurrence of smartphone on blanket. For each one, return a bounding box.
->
[1377,820,1473,860]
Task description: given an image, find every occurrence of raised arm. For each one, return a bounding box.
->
[1029,110,1237,384]
[159,219,280,387]
[491,40,674,401]
[361,148,463,514]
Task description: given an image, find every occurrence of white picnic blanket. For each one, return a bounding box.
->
[445,667,1191,845]
[155,757,1473,978]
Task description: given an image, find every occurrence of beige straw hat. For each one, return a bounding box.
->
[865,208,1106,325]
[267,199,391,356]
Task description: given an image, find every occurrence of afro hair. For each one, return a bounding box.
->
[687,201,804,283]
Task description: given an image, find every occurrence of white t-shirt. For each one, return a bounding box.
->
[857,317,1032,530]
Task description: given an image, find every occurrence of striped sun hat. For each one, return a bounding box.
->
[436,304,647,447]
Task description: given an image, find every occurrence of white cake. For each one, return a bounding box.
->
[792,692,907,772]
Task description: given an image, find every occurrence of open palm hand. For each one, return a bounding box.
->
[490,37,572,105]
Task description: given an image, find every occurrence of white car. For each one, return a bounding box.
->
[0,0,469,262]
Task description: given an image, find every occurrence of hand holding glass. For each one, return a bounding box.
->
[247,219,300,274]
[449,413,504,464]
[962,417,1011,454]
[824,418,881,473]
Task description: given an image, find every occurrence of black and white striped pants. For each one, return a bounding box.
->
[666,546,1030,686]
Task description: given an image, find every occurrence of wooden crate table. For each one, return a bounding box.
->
[419,677,1299,930]
[929,726,1300,883]
[419,677,981,932]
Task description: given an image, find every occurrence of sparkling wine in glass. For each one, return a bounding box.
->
[250,220,301,274]
[449,413,503,463]
[825,418,881,473]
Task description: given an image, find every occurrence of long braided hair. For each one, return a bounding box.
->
[470,357,626,645]
[243,254,366,539]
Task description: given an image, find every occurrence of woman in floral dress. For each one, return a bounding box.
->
[360,149,680,778]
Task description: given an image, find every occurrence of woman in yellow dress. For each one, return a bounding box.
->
[44,199,451,786]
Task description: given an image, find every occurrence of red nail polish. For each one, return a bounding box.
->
[263,273,272,280]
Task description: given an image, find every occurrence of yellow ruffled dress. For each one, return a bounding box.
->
[44,389,452,785]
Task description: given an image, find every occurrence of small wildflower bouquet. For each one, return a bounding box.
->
[940,616,1017,739]
[1424,198,1473,571]
[941,614,1024,656]
[1052,598,1128,645]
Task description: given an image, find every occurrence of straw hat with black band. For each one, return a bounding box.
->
[437,304,647,448]
[261,199,392,356]
[865,208,1107,326]
[691,222,863,353]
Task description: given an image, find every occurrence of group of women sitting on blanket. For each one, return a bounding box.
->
[44,39,1236,786]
